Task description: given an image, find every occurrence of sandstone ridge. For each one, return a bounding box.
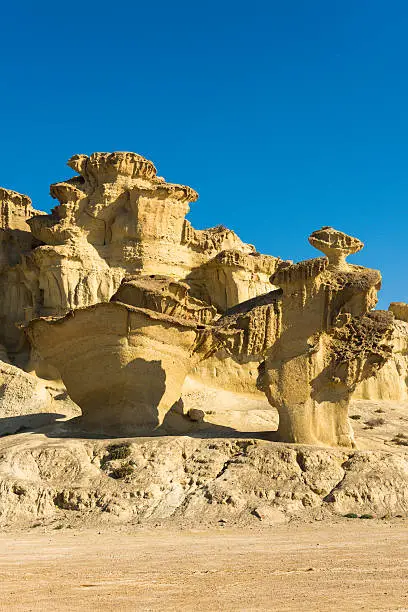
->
[0,151,407,527]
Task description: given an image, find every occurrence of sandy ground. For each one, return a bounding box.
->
[0,521,407,611]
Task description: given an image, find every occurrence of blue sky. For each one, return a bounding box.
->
[1,0,407,308]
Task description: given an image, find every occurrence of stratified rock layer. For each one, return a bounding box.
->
[0,189,44,362]
[216,228,395,447]
[26,279,228,434]
[0,434,407,527]
[24,151,283,318]
[0,154,406,450]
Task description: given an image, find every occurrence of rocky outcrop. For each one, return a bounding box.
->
[25,279,229,434]
[354,318,408,401]
[0,189,44,363]
[23,152,282,319]
[0,152,289,427]
[0,361,52,435]
[0,153,406,449]
[0,149,407,540]
[390,302,408,323]
[216,228,395,447]
[186,249,283,313]
[0,359,80,436]
[0,434,407,527]
[112,275,217,324]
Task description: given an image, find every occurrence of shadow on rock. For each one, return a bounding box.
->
[44,410,279,442]
[0,413,66,437]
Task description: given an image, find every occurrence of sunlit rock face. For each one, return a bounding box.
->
[0,151,407,446]
[0,152,286,402]
[0,151,286,406]
[215,228,395,447]
[25,278,227,435]
[23,151,283,319]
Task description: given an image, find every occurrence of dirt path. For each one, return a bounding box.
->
[0,521,407,611]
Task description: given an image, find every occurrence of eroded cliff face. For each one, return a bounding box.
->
[0,188,44,364]
[22,151,282,318]
[215,228,396,447]
[0,153,407,448]
[0,152,284,385]
[26,278,229,435]
[354,318,408,401]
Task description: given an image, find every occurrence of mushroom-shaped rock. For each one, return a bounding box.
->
[308,227,363,270]
[67,151,158,182]
[25,275,227,434]
[218,228,394,448]
[25,301,224,435]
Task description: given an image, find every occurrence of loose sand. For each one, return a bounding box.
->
[0,521,407,611]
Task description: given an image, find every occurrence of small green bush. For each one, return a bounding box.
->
[360,514,374,519]
[344,513,359,519]
[364,418,385,428]
[392,433,408,447]
[350,415,361,420]
[109,464,134,479]
[106,444,131,460]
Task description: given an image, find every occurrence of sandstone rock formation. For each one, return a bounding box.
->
[0,189,43,364]
[353,317,408,401]
[0,360,53,436]
[216,227,395,447]
[0,356,80,436]
[0,433,407,527]
[0,153,289,436]
[0,150,407,536]
[389,302,408,323]
[24,152,282,319]
[25,278,229,434]
[0,152,406,452]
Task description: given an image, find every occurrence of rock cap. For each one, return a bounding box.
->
[309,227,363,269]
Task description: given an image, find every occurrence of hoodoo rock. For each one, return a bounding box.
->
[26,278,228,434]
[0,153,405,451]
[24,151,282,318]
[216,228,395,447]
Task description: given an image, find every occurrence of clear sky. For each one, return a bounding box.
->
[1,0,407,308]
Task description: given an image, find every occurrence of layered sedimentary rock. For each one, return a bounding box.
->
[0,153,288,440]
[1,434,408,527]
[0,151,407,449]
[186,250,282,312]
[216,227,395,447]
[0,361,55,436]
[354,317,408,401]
[0,189,44,363]
[389,302,408,323]
[23,152,282,319]
[25,278,229,434]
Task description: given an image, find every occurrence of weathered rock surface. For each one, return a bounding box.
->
[0,188,44,362]
[214,228,395,447]
[389,302,408,323]
[324,451,408,515]
[1,155,406,444]
[0,151,406,531]
[354,319,408,401]
[22,152,283,318]
[25,281,227,434]
[0,152,288,422]
[0,360,80,436]
[0,434,407,527]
